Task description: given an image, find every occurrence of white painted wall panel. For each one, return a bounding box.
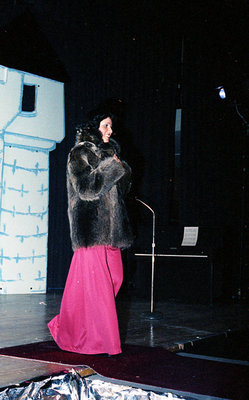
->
[0,65,65,294]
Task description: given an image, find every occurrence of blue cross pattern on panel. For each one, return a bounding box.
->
[0,65,64,294]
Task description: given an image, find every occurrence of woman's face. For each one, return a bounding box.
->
[98,117,113,143]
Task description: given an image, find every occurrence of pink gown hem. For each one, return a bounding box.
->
[48,245,123,355]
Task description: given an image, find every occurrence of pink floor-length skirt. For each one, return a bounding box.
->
[48,245,123,355]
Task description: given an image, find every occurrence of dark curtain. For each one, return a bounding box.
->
[180,1,249,299]
[46,1,182,290]
[2,1,248,301]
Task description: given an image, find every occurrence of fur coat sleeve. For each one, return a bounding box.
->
[67,141,127,201]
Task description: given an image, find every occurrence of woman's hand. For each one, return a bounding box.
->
[113,154,122,164]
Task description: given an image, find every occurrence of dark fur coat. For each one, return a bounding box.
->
[67,127,133,251]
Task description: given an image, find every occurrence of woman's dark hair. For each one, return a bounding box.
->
[77,97,127,133]
[75,109,116,144]
[85,110,116,130]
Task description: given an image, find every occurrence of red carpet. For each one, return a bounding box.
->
[0,341,249,399]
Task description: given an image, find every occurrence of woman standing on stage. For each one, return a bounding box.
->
[48,108,133,355]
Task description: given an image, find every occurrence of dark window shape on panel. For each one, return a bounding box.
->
[22,84,36,112]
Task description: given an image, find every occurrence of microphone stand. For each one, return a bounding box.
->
[136,198,163,320]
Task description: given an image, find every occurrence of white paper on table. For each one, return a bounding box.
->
[181,227,199,246]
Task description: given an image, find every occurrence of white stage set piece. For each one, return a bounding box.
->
[0,64,65,294]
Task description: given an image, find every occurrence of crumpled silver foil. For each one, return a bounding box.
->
[0,370,197,400]
[0,369,85,400]
[85,379,196,400]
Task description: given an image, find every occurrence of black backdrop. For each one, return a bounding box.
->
[45,1,182,291]
[1,0,249,302]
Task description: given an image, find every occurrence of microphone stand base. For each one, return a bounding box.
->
[141,311,163,320]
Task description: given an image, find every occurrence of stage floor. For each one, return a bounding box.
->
[0,293,249,392]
